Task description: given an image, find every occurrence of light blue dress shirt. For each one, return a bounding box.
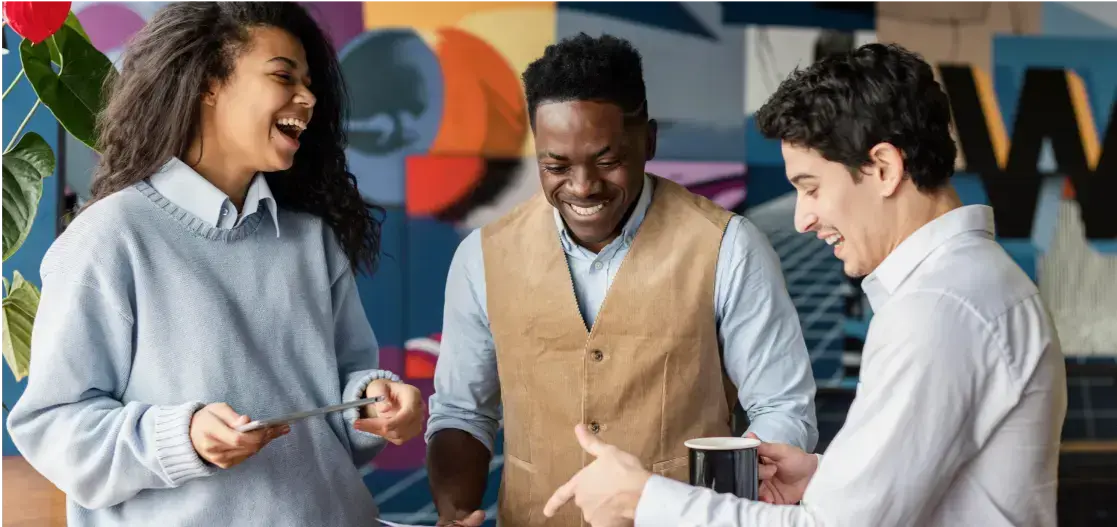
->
[148,157,280,236]
[427,174,819,453]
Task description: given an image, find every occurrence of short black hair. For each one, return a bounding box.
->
[521,32,648,127]
[756,43,957,191]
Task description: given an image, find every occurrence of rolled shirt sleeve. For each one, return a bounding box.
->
[717,217,819,451]
[425,230,503,452]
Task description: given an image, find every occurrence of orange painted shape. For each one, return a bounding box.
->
[429,27,527,157]
[363,2,547,31]
[405,351,437,379]
[1063,177,1076,199]
[406,155,485,216]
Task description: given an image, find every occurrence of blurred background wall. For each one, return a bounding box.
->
[3,2,1115,525]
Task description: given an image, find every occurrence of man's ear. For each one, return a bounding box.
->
[645,118,658,161]
[868,142,905,197]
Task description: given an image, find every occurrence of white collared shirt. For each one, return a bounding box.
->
[636,205,1067,527]
[147,157,280,236]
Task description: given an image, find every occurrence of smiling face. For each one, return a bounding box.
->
[202,26,316,173]
[783,141,905,277]
[533,100,656,252]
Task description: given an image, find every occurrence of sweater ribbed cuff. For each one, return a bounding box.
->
[152,401,214,485]
[342,369,401,424]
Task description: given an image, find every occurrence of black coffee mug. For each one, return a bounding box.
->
[686,437,761,500]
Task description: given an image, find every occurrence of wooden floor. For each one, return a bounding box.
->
[3,457,66,526]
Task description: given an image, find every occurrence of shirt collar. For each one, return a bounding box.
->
[241,173,279,236]
[148,157,280,237]
[553,173,654,253]
[861,205,995,311]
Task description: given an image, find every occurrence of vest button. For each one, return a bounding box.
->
[589,422,601,434]
[591,350,604,362]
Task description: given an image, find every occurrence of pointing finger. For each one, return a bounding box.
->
[543,476,578,517]
[573,424,611,458]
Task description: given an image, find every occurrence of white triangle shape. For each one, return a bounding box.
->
[1037,137,1057,173]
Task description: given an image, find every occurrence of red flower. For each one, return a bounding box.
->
[3,1,72,45]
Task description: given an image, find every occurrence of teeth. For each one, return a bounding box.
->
[277,117,307,131]
[569,202,607,216]
[826,234,843,246]
[279,117,306,130]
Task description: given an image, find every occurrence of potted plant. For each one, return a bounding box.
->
[2,2,114,403]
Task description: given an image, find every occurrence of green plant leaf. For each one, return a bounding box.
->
[2,270,40,382]
[20,24,113,150]
[2,132,54,261]
[47,12,94,66]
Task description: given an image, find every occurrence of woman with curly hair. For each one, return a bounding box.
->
[7,3,423,525]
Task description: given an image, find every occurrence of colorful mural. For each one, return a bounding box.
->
[4,2,1114,524]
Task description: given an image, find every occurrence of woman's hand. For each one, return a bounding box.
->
[354,379,425,445]
[189,403,289,469]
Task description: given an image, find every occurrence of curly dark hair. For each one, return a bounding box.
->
[521,32,648,126]
[88,2,383,274]
[755,43,957,191]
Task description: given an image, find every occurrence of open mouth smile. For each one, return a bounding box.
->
[274,117,308,147]
[567,201,609,217]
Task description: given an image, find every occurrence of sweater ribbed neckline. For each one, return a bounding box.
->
[134,180,265,242]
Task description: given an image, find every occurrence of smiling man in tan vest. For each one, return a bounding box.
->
[424,33,818,527]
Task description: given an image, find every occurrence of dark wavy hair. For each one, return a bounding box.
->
[88,2,383,274]
[755,43,957,191]
[521,32,648,127]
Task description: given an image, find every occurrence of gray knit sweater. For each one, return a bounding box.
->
[8,180,396,526]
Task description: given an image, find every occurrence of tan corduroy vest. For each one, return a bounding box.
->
[481,176,737,526]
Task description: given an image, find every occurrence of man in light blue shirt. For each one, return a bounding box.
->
[424,33,817,526]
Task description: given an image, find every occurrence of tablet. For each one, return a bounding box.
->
[234,395,387,433]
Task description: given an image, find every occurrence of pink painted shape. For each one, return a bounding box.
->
[711,188,747,210]
[646,161,746,187]
[74,4,146,52]
[647,160,748,210]
[367,345,439,469]
[300,2,366,52]
[378,346,404,377]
